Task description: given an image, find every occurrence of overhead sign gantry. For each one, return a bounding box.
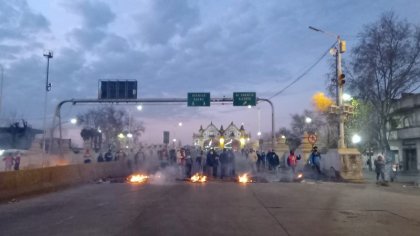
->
[50,91,275,153]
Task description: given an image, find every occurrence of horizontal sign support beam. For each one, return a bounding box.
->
[50,97,275,154]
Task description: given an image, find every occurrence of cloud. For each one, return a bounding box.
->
[2,0,420,141]
[64,0,116,50]
[67,0,115,29]
[0,0,49,41]
[134,0,200,45]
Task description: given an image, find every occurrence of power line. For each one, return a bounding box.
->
[269,41,337,100]
[409,84,420,93]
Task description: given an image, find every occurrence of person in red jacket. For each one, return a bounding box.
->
[287,150,299,174]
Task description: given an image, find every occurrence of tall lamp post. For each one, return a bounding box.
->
[309,26,347,148]
[42,51,53,158]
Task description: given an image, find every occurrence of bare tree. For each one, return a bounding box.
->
[349,12,420,154]
[278,110,325,150]
[77,106,145,150]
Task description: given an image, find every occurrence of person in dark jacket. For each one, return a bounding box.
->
[206,149,215,177]
[219,149,229,179]
[97,153,105,162]
[105,150,113,162]
[267,150,279,171]
[212,151,220,178]
[185,148,193,178]
[227,149,236,177]
[309,146,322,174]
[374,155,386,183]
[256,151,263,172]
[13,152,21,171]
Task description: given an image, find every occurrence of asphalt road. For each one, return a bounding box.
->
[1,180,420,236]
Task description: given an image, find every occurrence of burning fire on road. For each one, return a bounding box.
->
[238,174,253,183]
[190,173,207,183]
[127,174,149,184]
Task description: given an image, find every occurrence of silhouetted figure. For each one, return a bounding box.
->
[97,153,104,162]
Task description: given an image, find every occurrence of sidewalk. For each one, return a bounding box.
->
[363,169,420,185]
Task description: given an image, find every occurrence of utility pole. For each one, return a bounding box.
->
[42,51,53,161]
[336,36,346,149]
[309,26,347,148]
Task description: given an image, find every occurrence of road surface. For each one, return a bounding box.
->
[1,180,420,236]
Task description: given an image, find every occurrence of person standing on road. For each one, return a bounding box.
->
[287,150,299,174]
[3,153,14,171]
[367,158,372,172]
[249,149,258,173]
[374,155,386,183]
[228,149,236,177]
[195,150,204,174]
[97,152,104,162]
[13,152,21,171]
[185,148,193,178]
[205,149,212,177]
[219,149,229,179]
[177,148,186,178]
[267,150,280,174]
[213,150,220,178]
[309,146,322,174]
[104,150,113,162]
[256,151,262,172]
[261,151,267,170]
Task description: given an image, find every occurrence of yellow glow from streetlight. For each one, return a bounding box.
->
[118,133,125,139]
[240,137,245,147]
[219,137,225,148]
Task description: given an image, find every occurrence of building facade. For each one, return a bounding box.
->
[388,93,420,172]
[192,122,250,150]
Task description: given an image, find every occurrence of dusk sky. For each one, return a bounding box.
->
[1,0,420,146]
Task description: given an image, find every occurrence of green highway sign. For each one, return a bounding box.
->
[188,92,210,106]
[233,92,256,106]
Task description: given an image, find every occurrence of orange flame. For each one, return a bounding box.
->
[128,174,149,184]
[238,174,251,183]
[312,92,333,112]
[190,173,207,183]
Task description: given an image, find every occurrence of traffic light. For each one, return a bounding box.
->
[338,74,345,86]
[340,40,346,53]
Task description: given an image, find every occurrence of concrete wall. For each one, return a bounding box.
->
[0,162,130,202]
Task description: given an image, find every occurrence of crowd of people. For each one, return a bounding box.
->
[2,152,21,171]
[169,147,283,179]
[1,142,396,185]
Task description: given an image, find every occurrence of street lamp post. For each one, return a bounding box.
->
[42,51,53,159]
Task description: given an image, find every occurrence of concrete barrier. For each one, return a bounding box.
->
[0,162,131,202]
